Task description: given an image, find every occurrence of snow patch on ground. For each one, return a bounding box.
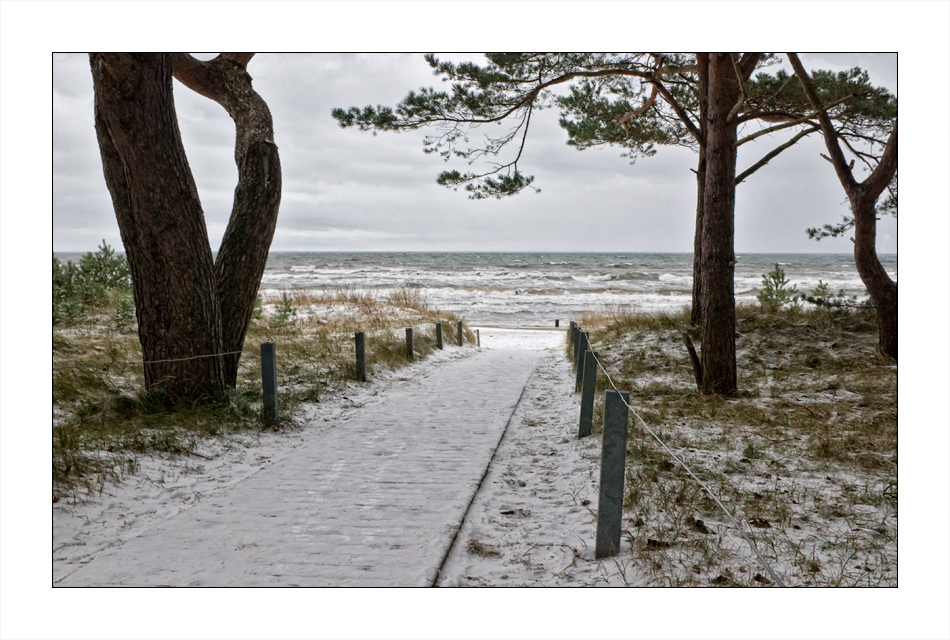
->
[438,346,637,586]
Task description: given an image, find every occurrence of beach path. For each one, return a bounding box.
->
[55,346,542,587]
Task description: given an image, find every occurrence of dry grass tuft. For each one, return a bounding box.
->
[388,286,429,311]
[467,538,502,557]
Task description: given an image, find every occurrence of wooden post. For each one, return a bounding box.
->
[572,324,580,361]
[476,328,480,347]
[354,332,366,382]
[578,350,597,438]
[436,322,443,350]
[575,331,589,392]
[406,327,414,361]
[457,320,464,346]
[596,390,629,558]
[261,342,279,427]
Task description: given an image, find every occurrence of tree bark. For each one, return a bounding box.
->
[691,155,705,326]
[90,53,225,401]
[851,126,897,359]
[698,53,741,396]
[170,54,283,386]
[854,195,898,358]
[691,56,709,326]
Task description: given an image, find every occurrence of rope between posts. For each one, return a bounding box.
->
[140,350,246,365]
[53,351,260,371]
[57,324,440,372]
[583,347,787,588]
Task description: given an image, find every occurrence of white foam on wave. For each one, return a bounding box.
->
[571,273,613,282]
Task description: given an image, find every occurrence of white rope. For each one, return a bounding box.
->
[583,346,787,587]
[55,349,257,372]
[141,350,246,365]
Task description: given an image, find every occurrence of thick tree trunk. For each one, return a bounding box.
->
[171,54,282,386]
[90,54,225,402]
[698,54,740,396]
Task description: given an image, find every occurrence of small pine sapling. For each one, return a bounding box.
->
[757,264,799,312]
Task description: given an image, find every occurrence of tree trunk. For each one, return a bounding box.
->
[787,54,897,361]
[698,53,739,396]
[171,54,282,386]
[691,57,709,327]
[691,154,706,326]
[90,53,225,402]
[853,197,898,359]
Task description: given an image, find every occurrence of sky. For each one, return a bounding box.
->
[52,51,898,254]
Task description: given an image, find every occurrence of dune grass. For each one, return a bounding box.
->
[570,303,896,586]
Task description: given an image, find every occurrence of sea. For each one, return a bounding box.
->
[256,252,897,327]
[54,251,897,327]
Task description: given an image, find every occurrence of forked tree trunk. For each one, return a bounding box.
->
[90,53,283,402]
[697,53,740,396]
[170,54,283,386]
[90,53,225,401]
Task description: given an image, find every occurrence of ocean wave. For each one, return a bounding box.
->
[571,273,613,282]
[257,252,880,325]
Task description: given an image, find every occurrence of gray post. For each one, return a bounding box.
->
[578,351,597,438]
[476,328,480,347]
[575,331,589,392]
[355,332,366,382]
[261,342,279,427]
[406,327,414,361]
[596,390,629,558]
[457,320,464,346]
[436,322,443,350]
[572,324,581,361]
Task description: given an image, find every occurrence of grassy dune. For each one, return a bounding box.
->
[571,304,897,586]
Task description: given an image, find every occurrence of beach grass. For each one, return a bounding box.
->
[53,286,471,502]
[571,303,896,586]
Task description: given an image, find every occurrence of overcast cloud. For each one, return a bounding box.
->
[52,52,898,254]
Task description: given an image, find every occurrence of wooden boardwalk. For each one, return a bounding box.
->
[56,349,540,587]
